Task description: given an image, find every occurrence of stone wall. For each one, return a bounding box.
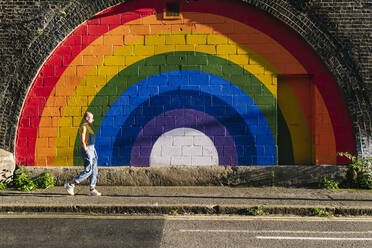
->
[0,149,15,183]
[0,0,371,163]
[22,165,347,187]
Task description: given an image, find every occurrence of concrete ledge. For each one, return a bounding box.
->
[1,205,371,217]
[21,165,347,187]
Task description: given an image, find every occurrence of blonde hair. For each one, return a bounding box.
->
[84,112,93,120]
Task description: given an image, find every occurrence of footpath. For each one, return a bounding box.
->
[1,186,372,217]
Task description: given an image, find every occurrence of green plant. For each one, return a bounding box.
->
[313,208,334,217]
[12,169,56,191]
[34,172,55,189]
[37,28,43,36]
[59,10,67,16]
[319,177,339,189]
[247,206,265,216]
[170,209,179,215]
[338,152,372,189]
[12,169,36,191]
[0,182,6,190]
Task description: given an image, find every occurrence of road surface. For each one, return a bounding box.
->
[1,215,371,247]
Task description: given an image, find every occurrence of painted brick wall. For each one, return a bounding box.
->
[0,0,370,163]
[43,18,278,166]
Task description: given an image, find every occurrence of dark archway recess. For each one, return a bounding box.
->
[1,0,370,158]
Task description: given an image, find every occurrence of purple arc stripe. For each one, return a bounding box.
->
[130,109,238,166]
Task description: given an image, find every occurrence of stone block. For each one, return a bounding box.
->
[145,56,166,65]
[162,146,182,157]
[0,149,15,184]
[186,35,207,45]
[171,156,192,166]
[103,35,124,46]
[197,45,216,54]
[192,156,215,166]
[38,127,57,138]
[182,146,203,156]
[175,45,195,51]
[154,45,175,54]
[166,55,186,65]
[229,54,249,65]
[207,35,228,45]
[217,45,236,55]
[68,96,88,107]
[103,55,124,66]
[113,46,132,56]
[100,15,122,25]
[87,24,108,35]
[174,136,193,146]
[165,35,186,45]
[97,66,118,76]
[145,35,166,45]
[134,45,154,56]
[203,146,217,156]
[63,107,82,117]
[125,56,145,66]
[138,65,159,77]
[129,25,149,35]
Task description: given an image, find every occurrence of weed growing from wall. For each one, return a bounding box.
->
[170,209,179,215]
[12,168,55,191]
[319,177,339,189]
[0,182,6,190]
[338,152,372,189]
[36,28,43,36]
[246,206,265,216]
[13,169,36,191]
[34,173,55,189]
[313,208,334,217]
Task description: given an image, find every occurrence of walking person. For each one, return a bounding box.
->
[64,112,102,196]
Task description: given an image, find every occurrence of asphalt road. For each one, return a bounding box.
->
[161,216,372,248]
[1,215,371,248]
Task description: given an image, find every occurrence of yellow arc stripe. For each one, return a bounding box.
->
[53,33,276,166]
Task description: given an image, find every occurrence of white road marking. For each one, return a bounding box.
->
[2,214,372,223]
[0,214,168,220]
[179,229,372,234]
[256,236,372,241]
[165,216,372,222]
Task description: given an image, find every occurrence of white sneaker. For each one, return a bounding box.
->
[88,188,102,196]
[64,183,75,196]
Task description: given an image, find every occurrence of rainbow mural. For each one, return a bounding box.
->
[16,0,355,167]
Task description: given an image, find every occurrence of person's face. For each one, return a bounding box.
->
[86,113,94,124]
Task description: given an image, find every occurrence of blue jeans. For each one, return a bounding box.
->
[74,146,98,187]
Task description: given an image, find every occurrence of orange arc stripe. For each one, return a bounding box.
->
[313,86,337,164]
[285,77,336,164]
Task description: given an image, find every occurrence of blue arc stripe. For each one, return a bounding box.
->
[95,70,276,166]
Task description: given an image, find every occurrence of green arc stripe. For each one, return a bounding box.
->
[278,108,294,164]
[73,52,290,165]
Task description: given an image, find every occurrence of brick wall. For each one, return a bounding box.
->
[244,0,372,157]
[0,0,371,160]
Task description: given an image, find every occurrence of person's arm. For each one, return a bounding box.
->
[80,126,88,152]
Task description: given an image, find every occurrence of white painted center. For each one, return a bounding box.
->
[150,128,219,166]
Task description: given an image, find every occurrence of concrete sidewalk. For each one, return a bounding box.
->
[1,186,372,216]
